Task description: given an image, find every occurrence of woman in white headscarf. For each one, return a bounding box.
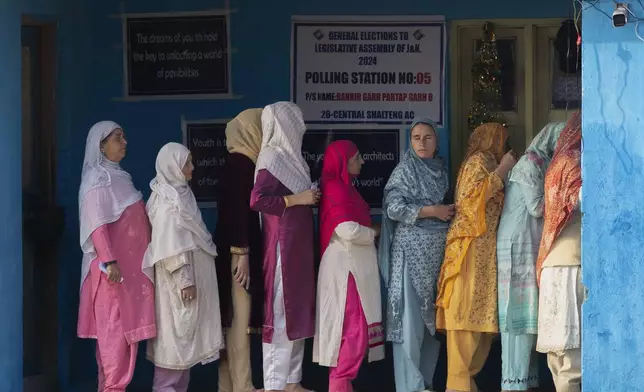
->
[144,142,224,392]
[77,121,156,392]
[250,102,319,392]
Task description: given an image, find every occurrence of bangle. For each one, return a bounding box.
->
[230,246,249,255]
[283,196,290,208]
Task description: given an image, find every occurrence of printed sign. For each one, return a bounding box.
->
[184,122,227,204]
[292,17,445,125]
[303,128,403,208]
[125,14,229,97]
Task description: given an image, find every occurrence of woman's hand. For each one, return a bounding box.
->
[419,204,455,221]
[288,189,321,206]
[495,150,519,179]
[181,285,197,301]
[106,263,122,283]
[433,204,456,221]
[372,222,382,237]
[233,253,250,290]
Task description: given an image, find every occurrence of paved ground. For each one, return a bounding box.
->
[123,335,557,392]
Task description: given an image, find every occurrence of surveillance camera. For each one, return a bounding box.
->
[613,3,628,27]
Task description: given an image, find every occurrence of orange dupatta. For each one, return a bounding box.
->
[535,112,582,285]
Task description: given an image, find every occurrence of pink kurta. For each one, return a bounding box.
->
[78,200,156,343]
[250,169,315,343]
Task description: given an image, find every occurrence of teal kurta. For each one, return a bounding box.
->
[496,122,565,390]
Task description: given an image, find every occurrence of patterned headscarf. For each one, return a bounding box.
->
[463,122,508,164]
[536,112,582,284]
[254,102,311,193]
[457,122,508,189]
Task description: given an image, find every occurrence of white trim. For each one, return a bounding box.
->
[112,94,243,102]
[109,9,237,19]
[291,15,444,22]
[121,10,128,98]
[184,117,233,125]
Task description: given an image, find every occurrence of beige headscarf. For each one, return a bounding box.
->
[225,109,263,163]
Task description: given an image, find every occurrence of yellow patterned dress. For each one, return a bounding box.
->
[435,122,507,392]
[436,151,504,332]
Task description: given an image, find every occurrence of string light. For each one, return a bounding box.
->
[467,22,506,132]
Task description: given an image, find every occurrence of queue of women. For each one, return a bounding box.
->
[77,100,582,392]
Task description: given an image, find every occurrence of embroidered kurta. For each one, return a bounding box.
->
[497,122,565,335]
[250,169,316,343]
[496,182,542,334]
[146,248,224,369]
[215,152,264,330]
[313,221,384,366]
[78,200,156,343]
[436,152,505,332]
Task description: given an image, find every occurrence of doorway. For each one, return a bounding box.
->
[449,18,579,179]
[22,17,63,392]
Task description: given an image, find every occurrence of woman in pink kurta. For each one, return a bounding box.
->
[77,121,156,392]
[250,102,319,392]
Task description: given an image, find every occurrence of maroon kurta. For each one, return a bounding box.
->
[250,169,315,343]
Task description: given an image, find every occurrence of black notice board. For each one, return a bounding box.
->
[185,122,227,204]
[302,129,402,208]
[126,14,229,96]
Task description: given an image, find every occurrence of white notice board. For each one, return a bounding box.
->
[291,15,445,125]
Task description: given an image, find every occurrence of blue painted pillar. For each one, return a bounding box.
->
[582,2,644,390]
[0,2,23,392]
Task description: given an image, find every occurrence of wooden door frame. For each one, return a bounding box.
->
[448,18,564,177]
[22,15,58,203]
[21,15,59,391]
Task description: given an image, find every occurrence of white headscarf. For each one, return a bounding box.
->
[143,142,217,270]
[255,102,311,193]
[78,121,143,289]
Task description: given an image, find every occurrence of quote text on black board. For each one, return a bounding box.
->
[126,15,229,96]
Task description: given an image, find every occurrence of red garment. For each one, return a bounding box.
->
[319,140,372,254]
[536,112,582,284]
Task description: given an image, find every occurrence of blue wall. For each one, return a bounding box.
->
[0,0,91,389]
[46,0,576,390]
[582,1,644,390]
[0,1,26,390]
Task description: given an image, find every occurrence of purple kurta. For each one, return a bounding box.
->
[250,169,315,343]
